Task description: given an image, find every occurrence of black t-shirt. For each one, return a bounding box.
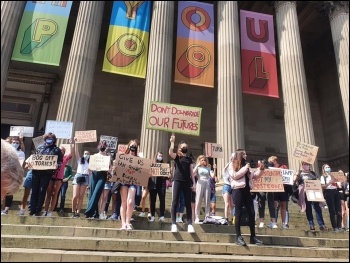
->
[173,155,192,182]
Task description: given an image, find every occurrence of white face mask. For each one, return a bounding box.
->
[84,154,90,159]
[156,155,163,161]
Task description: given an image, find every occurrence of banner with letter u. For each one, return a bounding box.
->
[103,1,151,78]
[240,10,279,98]
[11,1,72,66]
[174,1,214,88]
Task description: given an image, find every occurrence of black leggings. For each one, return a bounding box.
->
[233,186,256,238]
[171,180,192,224]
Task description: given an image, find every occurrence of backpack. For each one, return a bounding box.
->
[203,215,228,225]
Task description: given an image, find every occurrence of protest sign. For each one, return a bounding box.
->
[75,130,97,143]
[151,163,170,177]
[251,169,284,192]
[88,154,111,171]
[205,142,223,158]
[292,141,319,164]
[32,136,45,149]
[100,135,118,150]
[111,153,152,186]
[330,172,346,183]
[10,126,34,137]
[281,169,294,185]
[29,155,58,170]
[45,120,73,139]
[117,144,128,154]
[60,144,74,156]
[146,101,202,136]
[304,180,325,202]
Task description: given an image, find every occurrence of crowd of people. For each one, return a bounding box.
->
[1,133,349,247]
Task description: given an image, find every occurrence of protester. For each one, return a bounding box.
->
[56,164,73,213]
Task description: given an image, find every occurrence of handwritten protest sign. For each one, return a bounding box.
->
[151,163,170,177]
[88,154,110,171]
[117,144,128,154]
[45,120,73,139]
[205,142,223,158]
[10,126,34,137]
[251,169,284,192]
[60,144,74,156]
[331,172,346,183]
[32,136,45,149]
[292,141,319,164]
[304,180,325,202]
[75,130,97,143]
[29,155,58,170]
[146,101,202,136]
[112,153,152,186]
[100,135,118,150]
[281,169,294,185]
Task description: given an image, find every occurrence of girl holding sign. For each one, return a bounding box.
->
[169,135,196,233]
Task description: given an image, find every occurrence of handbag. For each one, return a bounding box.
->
[76,176,86,183]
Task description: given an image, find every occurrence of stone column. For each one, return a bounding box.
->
[56,2,104,137]
[1,1,26,101]
[140,2,174,160]
[323,1,349,136]
[275,1,318,172]
[216,2,245,177]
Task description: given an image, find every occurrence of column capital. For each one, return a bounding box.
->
[320,1,349,19]
[272,1,296,11]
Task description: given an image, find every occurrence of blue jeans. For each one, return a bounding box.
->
[58,181,69,210]
[306,199,325,227]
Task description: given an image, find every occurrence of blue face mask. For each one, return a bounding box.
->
[325,167,331,173]
[46,138,54,145]
[12,143,19,149]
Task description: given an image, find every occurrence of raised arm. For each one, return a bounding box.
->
[168,135,176,160]
[68,139,73,158]
[74,137,80,161]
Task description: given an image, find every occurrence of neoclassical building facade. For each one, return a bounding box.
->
[1,1,349,175]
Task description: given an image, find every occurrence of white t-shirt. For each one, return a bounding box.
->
[320,174,337,190]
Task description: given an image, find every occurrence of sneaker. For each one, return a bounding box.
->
[267,222,278,229]
[159,216,165,222]
[42,211,47,217]
[147,213,151,218]
[46,211,52,217]
[1,210,8,215]
[149,216,155,222]
[126,224,133,230]
[320,226,328,231]
[310,225,316,231]
[258,222,265,228]
[130,217,134,221]
[59,209,64,214]
[187,224,195,233]
[120,224,127,230]
[176,217,183,223]
[194,217,200,224]
[236,236,246,246]
[99,213,105,219]
[282,223,289,229]
[103,211,107,219]
[109,213,118,221]
[139,212,146,217]
[18,209,25,216]
[250,236,263,245]
[71,213,77,218]
[171,224,178,232]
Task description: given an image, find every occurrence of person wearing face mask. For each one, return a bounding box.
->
[320,164,342,232]
[71,137,91,218]
[169,135,196,233]
[84,140,109,219]
[29,133,63,216]
[294,162,328,231]
[229,149,264,246]
[148,151,168,222]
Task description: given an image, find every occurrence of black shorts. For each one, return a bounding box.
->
[274,191,289,202]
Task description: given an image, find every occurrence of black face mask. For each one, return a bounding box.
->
[99,147,106,152]
[181,148,188,153]
[130,146,137,152]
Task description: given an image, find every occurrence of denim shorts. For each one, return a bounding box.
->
[210,193,216,203]
[72,174,89,186]
[23,170,33,189]
[222,184,233,195]
[104,182,112,190]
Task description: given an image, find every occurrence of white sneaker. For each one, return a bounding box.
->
[18,209,25,216]
[139,212,146,217]
[46,211,52,217]
[258,222,264,228]
[147,213,151,218]
[194,217,200,224]
[176,217,183,223]
[42,211,47,216]
[149,216,155,222]
[103,211,107,219]
[267,222,278,229]
[171,224,178,232]
[187,224,195,233]
[159,216,165,222]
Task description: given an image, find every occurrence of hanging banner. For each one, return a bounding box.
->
[102,1,151,78]
[174,1,214,88]
[240,10,279,98]
[11,1,73,66]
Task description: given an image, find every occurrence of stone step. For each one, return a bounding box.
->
[2,248,348,262]
[2,224,348,248]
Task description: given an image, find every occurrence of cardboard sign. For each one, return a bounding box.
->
[88,154,111,171]
[45,120,73,139]
[281,169,294,185]
[29,155,58,170]
[330,172,346,183]
[111,153,152,186]
[100,135,118,150]
[292,141,319,164]
[251,169,284,192]
[32,136,45,149]
[117,144,128,154]
[151,163,170,177]
[304,180,325,202]
[10,126,34,137]
[205,142,223,158]
[60,144,74,156]
[146,101,202,136]
[75,130,97,143]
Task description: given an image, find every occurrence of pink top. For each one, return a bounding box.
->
[54,154,72,180]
